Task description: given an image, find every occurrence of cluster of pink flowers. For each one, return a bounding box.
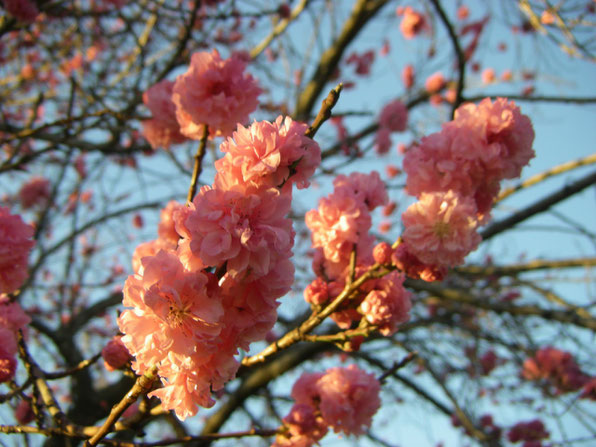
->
[398,98,534,276]
[397,6,428,40]
[0,207,35,294]
[0,295,31,382]
[119,115,320,419]
[305,172,411,332]
[507,419,549,447]
[375,99,408,154]
[141,49,261,149]
[273,364,381,446]
[522,347,595,399]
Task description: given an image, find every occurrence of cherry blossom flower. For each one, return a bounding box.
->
[157,200,184,246]
[142,80,187,150]
[402,191,481,267]
[522,347,591,394]
[176,186,293,279]
[508,419,549,445]
[0,207,35,294]
[19,176,51,209]
[359,271,411,335]
[425,72,445,93]
[379,99,408,132]
[402,64,415,89]
[397,6,428,39]
[173,49,261,138]
[214,116,321,192]
[482,68,496,84]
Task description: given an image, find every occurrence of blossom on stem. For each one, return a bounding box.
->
[142,80,187,150]
[0,207,35,294]
[173,50,261,139]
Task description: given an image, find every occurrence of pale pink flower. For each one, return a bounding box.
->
[316,364,381,435]
[402,191,481,267]
[425,72,445,93]
[131,238,175,274]
[101,336,131,371]
[379,99,408,132]
[359,271,411,335]
[176,186,293,279]
[391,243,447,282]
[303,277,329,305]
[372,242,393,265]
[397,6,428,39]
[0,295,31,334]
[214,116,321,192]
[452,97,535,179]
[402,64,415,89]
[273,403,328,447]
[142,80,187,150]
[118,250,224,373]
[0,207,35,294]
[19,177,51,209]
[173,49,261,138]
[2,0,39,22]
[374,127,392,154]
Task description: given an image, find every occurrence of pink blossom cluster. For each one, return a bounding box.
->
[399,98,534,274]
[375,99,408,154]
[304,173,411,332]
[507,419,549,446]
[272,364,381,447]
[0,295,30,382]
[141,49,261,149]
[522,347,594,398]
[119,116,320,419]
[0,207,35,294]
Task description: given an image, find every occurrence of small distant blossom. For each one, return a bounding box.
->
[214,116,321,192]
[402,191,481,267]
[457,6,470,20]
[0,207,35,294]
[397,6,428,39]
[0,296,30,382]
[19,177,51,209]
[481,68,496,84]
[540,10,555,25]
[507,419,549,445]
[346,50,375,76]
[374,127,392,154]
[372,242,393,265]
[425,72,445,93]
[15,399,35,424]
[402,64,415,89]
[142,80,187,150]
[379,99,408,132]
[173,49,261,139]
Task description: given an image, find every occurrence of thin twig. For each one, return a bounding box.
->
[186,124,208,204]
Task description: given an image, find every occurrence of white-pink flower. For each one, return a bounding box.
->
[360,271,411,335]
[402,191,481,267]
[173,49,261,138]
[214,116,321,192]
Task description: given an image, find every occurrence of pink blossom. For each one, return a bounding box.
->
[397,6,428,39]
[119,251,224,367]
[379,99,408,132]
[101,336,131,371]
[402,64,415,89]
[345,50,375,76]
[131,238,175,274]
[316,364,381,435]
[0,207,35,294]
[359,271,411,335]
[0,347,17,383]
[303,277,329,305]
[481,68,496,84]
[522,347,590,394]
[173,49,261,138]
[142,80,187,150]
[391,243,447,282]
[176,186,293,279]
[402,191,481,267]
[425,72,445,93]
[19,176,51,209]
[273,403,328,447]
[15,398,35,424]
[2,0,39,22]
[374,127,392,154]
[214,116,321,192]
